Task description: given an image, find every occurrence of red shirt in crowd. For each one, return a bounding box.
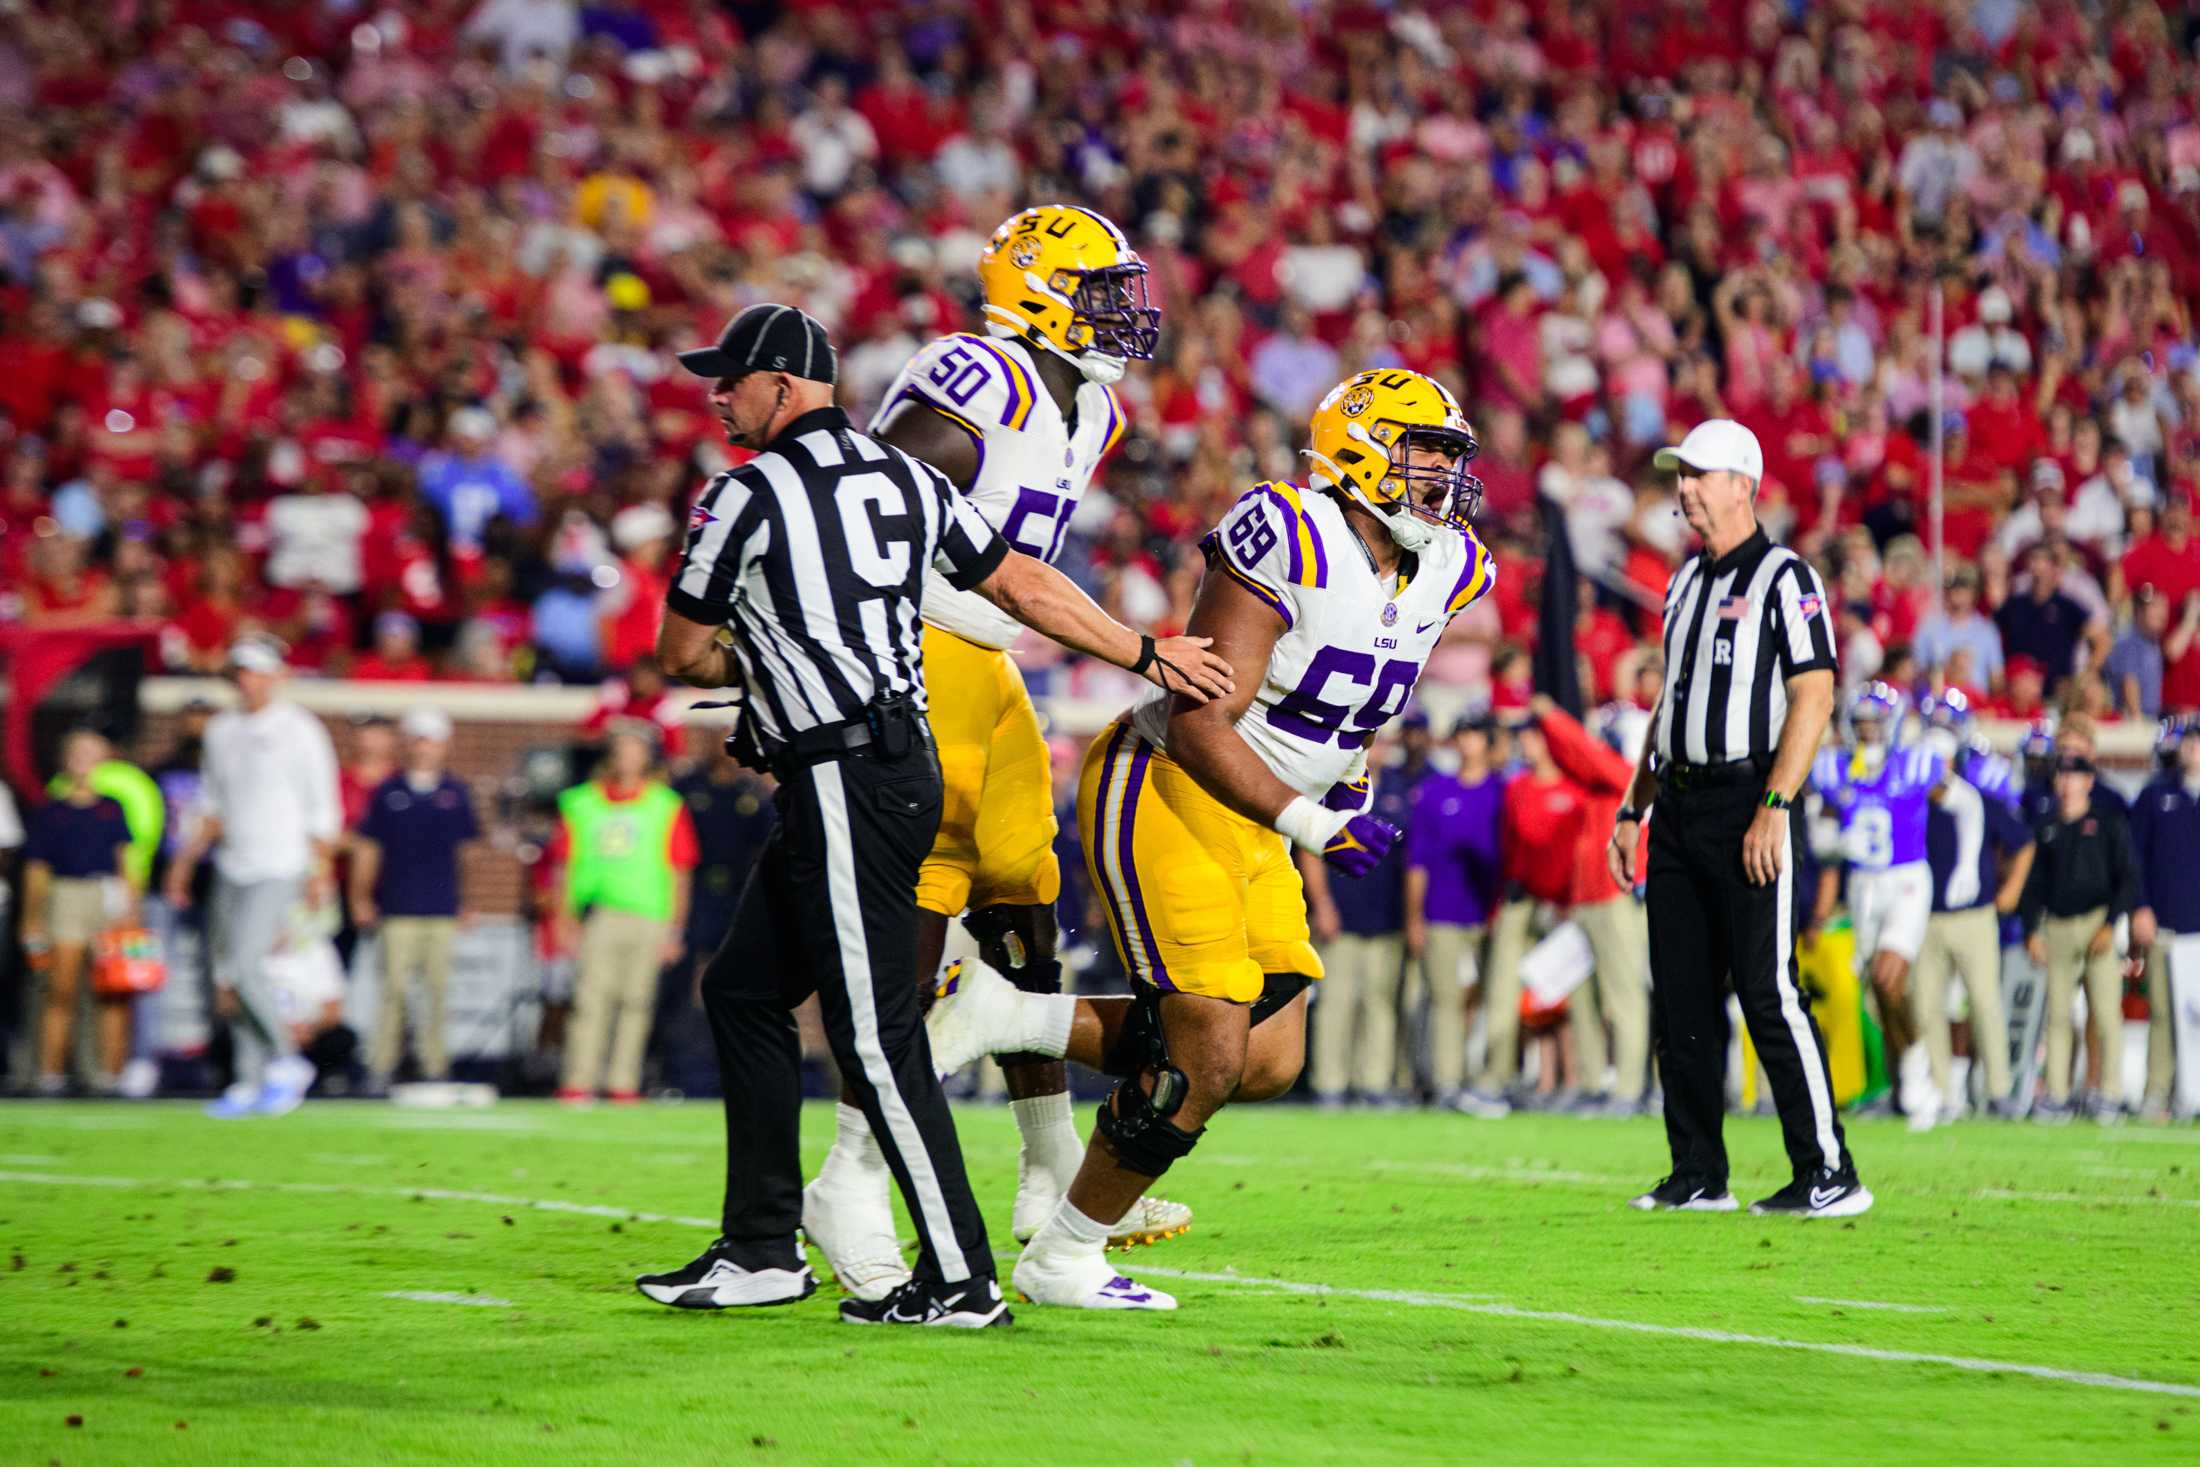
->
[1500,767,1586,905]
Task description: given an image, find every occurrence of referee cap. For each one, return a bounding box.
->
[1653,419,1764,483]
[678,303,837,385]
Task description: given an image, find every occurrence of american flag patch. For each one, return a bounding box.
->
[1795,592,1824,620]
[1717,595,1751,620]
[688,501,716,532]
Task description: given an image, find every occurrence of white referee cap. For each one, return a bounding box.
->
[400,707,453,743]
[1653,419,1764,483]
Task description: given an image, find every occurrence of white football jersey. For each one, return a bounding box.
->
[1130,482,1499,801]
[876,332,1125,650]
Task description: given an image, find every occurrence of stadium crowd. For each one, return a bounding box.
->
[2,1,2200,1118]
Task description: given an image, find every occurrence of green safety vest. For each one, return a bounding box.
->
[49,759,164,888]
[559,780,682,921]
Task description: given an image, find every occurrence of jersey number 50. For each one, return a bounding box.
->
[1271,646,1419,750]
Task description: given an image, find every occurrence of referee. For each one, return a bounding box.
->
[641,304,1230,1326]
[1608,420,1869,1219]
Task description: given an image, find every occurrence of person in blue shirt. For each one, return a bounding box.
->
[1917,748,2035,1121]
[1405,713,1508,1114]
[348,708,480,1086]
[21,729,140,1095]
[414,407,536,555]
[1301,732,1414,1108]
[2129,718,2200,1121]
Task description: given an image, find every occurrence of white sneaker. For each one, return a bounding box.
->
[253,1056,317,1117]
[117,1057,159,1099]
[637,1240,816,1310]
[1011,1242,1177,1311]
[801,1173,912,1303]
[1011,1166,1063,1245]
[925,960,1021,1077]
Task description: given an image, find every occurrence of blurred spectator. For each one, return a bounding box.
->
[1303,733,1414,1110]
[1996,543,2103,689]
[2019,755,2141,1121]
[1484,714,1584,1100]
[353,612,435,682]
[550,722,694,1104]
[164,640,341,1119]
[2106,586,2171,719]
[1406,714,1506,1113]
[598,504,675,673]
[0,776,21,1084]
[21,729,139,1094]
[351,708,480,1089]
[2129,722,2200,1122]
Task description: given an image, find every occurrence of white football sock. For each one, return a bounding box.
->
[1010,1092,1084,1185]
[816,1102,887,1186]
[1030,1196,1113,1256]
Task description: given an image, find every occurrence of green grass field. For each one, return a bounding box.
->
[4,1099,2198,1465]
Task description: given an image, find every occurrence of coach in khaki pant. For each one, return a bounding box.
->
[1303,764,1414,1104]
[2018,755,2141,1117]
[350,709,480,1085]
[1912,774,2031,1114]
[554,723,696,1103]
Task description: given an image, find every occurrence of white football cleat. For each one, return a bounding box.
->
[801,1173,912,1303]
[1011,1244,1177,1311]
[1012,1189,1193,1248]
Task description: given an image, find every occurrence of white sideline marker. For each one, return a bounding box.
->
[12,1168,2200,1402]
[1792,1296,1949,1314]
[385,1290,513,1308]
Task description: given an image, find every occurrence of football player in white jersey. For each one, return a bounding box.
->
[926,369,1499,1309]
[799,205,1191,1301]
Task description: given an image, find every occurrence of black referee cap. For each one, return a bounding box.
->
[678,303,837,385]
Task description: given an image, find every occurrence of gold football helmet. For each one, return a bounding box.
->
[977,204,1159,384]
[1305,369,1482,546]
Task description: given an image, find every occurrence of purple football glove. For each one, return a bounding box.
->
[1322,814,1400,879]
[1321,772,1372,813]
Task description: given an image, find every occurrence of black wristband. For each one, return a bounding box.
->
[1130,633,1156,675]
[1615,806,1643,825]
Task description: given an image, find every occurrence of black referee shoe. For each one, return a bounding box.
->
[636,1237,816,1309]
[1628,1174,1738,1212]
[1748,1168,1874,1219]
[839,1275,1011,1328]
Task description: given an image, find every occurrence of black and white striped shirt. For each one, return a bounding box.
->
[1654,526,1837,765]
[666,407,1008,751]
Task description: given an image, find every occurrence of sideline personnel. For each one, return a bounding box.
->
[1610,420,1868,1218]
[639,304,1231,1327]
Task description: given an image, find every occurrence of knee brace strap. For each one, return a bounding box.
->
[1100,987,1166,1078]
[962,906,1062,994]
[1094,1073,1203,1178]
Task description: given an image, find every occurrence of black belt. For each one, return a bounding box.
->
[1658,756,1771,793]
[765,694,925,776]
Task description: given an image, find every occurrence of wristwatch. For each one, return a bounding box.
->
[1762,790,1791,811]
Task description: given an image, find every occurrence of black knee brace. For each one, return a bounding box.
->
[1094,1071,1203,1178]
[1250,972,1313,1027]
[1100,987,1165,1078]
[962,905,1063,995]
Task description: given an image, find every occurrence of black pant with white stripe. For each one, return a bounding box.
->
[1646,781,1854,1187]
[700,740,993,1283]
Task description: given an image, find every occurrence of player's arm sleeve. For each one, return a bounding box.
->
[1772,558,1839,677]
[1442,528,1499,618]
[927,462,1010,590]
[1198,484,1317,629]
[666,468,762,623]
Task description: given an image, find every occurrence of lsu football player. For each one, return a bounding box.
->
[927,369,1498,1309]
[799,205,1190,1301]
[1810,682,1948,1123]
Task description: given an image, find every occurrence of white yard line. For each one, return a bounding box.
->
[15,1165,2200,1402]
[0,1170,717,1229]
[1977,1187,2200,1210]
[1130,1267,2200,1400]
[1792,1296,1949,1314]
[1365,1158,1635,1187]
[384,1290,514,1307]
[0,1152,61,1164]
